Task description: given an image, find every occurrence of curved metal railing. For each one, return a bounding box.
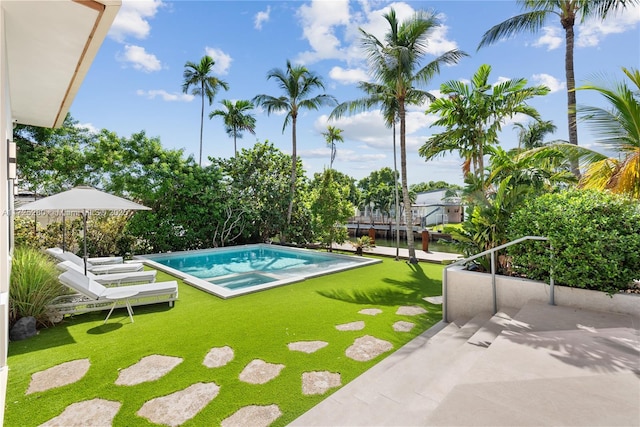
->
[442,236,553,323]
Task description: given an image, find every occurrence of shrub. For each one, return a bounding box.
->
[507,190,640,294]
[9,246,65,327]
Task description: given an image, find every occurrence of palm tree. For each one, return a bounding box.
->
[182,55,229,166]
[346,8,467,262]
[513,120,557,150]
[209,99,256,156]
[322,126,343,169]
[478,0,638,177]
[419,64,549,188]
[253,60,336,240]
[577,67,640,198]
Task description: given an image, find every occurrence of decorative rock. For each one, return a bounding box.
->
[302,371,341,395]
[345,335,393,362]
[40,399,121,427]
[358,308,383,316]
[393,321,415,332]
[137,382,220,427]
[335,321,365,331]
[203,346,234,368]
[10,316,37,341]
[115,355,182,386]
[27,359,90,395]
[45,308,64,324]
[288,341,328,354]
[239,359,285,385]
[396,306,427,316]
[423,296,443,305]
[221,404,282,427]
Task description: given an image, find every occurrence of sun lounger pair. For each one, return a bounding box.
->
[56,260,157,286]
[46,248,144,274]
[50,269,178,319]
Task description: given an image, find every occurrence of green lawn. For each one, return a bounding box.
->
[5,256,444,426]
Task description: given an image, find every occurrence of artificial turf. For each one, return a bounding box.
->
[5,255,444,426]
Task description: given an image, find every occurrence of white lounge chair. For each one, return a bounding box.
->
[46,247,124,265]
[56,261,157,286]
[51,269,178,318]
[48,250,144,274]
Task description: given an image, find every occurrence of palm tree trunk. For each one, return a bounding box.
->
[564,22,581,178]
[285,116,297,243]
[399,101,417,262]
[199,84,205,167]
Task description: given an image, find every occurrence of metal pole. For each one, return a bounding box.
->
[83,210,88,275]
[549,242,555,305]
[491,250,497,315]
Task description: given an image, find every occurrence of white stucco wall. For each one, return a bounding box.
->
[0,4,11,421]
[445,266,640,322]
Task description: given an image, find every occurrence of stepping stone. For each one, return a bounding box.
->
[345,335,393,362]
[396,306,427,316]
[423,296,443,305]
[27,359,90,394]
[40,398,121,426]
[302,371,341,395]
[137,382,220,427]
[393,321,415,332]
[203,346,234,368]
[221,404,282,427]
[359,308,383,316]
[116,355,182,386]
[239,359,285,385]
[288,341,328,354]
[335,321,365,331]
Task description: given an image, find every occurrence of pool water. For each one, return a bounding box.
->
[136,244,380,298]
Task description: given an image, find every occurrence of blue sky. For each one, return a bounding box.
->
[71,0,640,186]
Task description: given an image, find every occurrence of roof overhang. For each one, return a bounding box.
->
[4,0,121,128]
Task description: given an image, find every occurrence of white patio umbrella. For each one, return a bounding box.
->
[16,186,151,274]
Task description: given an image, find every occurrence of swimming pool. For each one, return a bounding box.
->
[135,244,380,298]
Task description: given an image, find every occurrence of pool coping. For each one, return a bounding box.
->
[134,244,381,299]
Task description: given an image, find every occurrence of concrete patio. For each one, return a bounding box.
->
[291,300,640,426]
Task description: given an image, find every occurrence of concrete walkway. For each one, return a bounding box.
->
[291,301,640,426]
[331,243,463,264]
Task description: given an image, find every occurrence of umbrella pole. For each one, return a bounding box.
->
[83,210,88,275]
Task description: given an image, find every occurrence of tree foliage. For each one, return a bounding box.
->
[309,169,354,251]
[507,189,640,294]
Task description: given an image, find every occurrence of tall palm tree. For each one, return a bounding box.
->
[478,0,638,177]
[321,125,344,169]
[209,99,256,156]
[577,67,640,198]
[513,120,557,150]
[182,55,229,166]
[253,60,336,240]
[419,64,549,189]
[351,8,467,262]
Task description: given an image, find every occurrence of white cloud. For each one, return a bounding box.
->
[531,73,566,93]
[295,0,351,64]
[329,66,370,84]
[204,47,233,75]
[254,6,271,30]
[118,45,162,72]
[136,89,194,102]
[577,4,640,47]
[533,26,562,50]
[76,122,98,134]
[109,0,163,42]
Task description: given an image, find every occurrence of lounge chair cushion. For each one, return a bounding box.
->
[58,269,178,301]
[53,251,144,274]
[56,261,157,285]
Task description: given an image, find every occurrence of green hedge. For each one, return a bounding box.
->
[507,190,640,294]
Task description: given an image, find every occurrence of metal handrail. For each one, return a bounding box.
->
[442,236,554,323]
